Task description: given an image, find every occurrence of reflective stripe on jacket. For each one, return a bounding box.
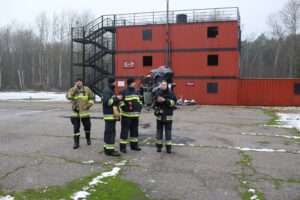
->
[154,88,177,121]
[118,87,142,118]
[102,85,119,121]
[66,86,94,118]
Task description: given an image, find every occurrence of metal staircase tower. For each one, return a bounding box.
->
[71,15,116,96]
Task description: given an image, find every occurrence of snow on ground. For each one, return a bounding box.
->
[275,113,300,131]
[115,160,127,166]
[241,132,300,139]
[174,143,300,154]
[0,195,14,200]
[0,91,101,102]
[0,92,67,102]
[71,165,122,200]
[248,189,256,193]
[233,147,286,153]
[250,195,259,200]
[82,160,95,165]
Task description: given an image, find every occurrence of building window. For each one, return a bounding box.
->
[208,55,219,66]
[294,83,300,95]
[142,29,152,40]
[207,83,218,94]
[143,56,153,66]
[207,26,219,38]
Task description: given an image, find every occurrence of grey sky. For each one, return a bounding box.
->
[0,0,287,37]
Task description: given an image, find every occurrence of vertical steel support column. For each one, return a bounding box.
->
[70,28,74,87]
[82,27,86,84]
[112,15,116,76]
[166,0,170,67]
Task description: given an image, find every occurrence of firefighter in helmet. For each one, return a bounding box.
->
[102,77,123,157]
[118,77,143,153]
[153,80,177,153]
[66,78,95,149]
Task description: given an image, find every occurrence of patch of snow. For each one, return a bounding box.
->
[263,112,300,131]
[173,143,185,146]
[0,196,14,200]
[104,161,111,165]
[71,167,121,200]
[0,91,67,102]
[149,179,156,183]
[89,167,120,186]
[248,189,256,193]
[82,160,94,165]
[234,147,286,153]
[0,91,102,102]
[71,191,90,200]
[241,132,300,139]
[250,195,259,200]
[241,132,257,136]
[115,160,127,166]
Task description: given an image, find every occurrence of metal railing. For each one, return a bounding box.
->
[80,7,240,30]
[72,7,239,40]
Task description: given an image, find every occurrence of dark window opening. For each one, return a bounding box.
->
[143,56,153,66]
[208,26,219,38]
[207,83,218,94]
[294,83,300,95]
[208,55,219,66]
[142,29,152,40]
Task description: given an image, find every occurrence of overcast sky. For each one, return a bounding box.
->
[0,0,287,38]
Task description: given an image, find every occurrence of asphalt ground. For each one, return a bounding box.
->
[0,101,299,200]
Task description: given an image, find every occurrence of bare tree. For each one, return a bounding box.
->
[35,12,50,88]
[57,11,68,88]
[267,13,285,75]
[281,0,300,35]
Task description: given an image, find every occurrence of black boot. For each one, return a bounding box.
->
[85,132,91,145]
[156,144,163,152]
[166,145,172,154]
[119,143,127,153]
[73,136,80,149]
[105,148,121,157]
[110,150,121,157]
[130,142,141,151]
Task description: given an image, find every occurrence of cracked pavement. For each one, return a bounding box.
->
[0,101,299,199]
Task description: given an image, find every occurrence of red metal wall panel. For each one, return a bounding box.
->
[238,79,300,106]
[115,78,300,106]
[171,51,239,76]
[116,25,165,50]
[116,21,239,51]
[116,51,239,77]
[169,22,239,49]
[173,79,238,105]
[115,78,238,105]
[115,53,165,77]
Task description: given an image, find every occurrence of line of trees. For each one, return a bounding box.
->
[0,10,94,90]
[1,0,300,91]
[241,0,300,78]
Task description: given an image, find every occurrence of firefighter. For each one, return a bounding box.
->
[118,77,143,153]
[66,78,95,149]
[102,77,123,157]
[153,80,177,153]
